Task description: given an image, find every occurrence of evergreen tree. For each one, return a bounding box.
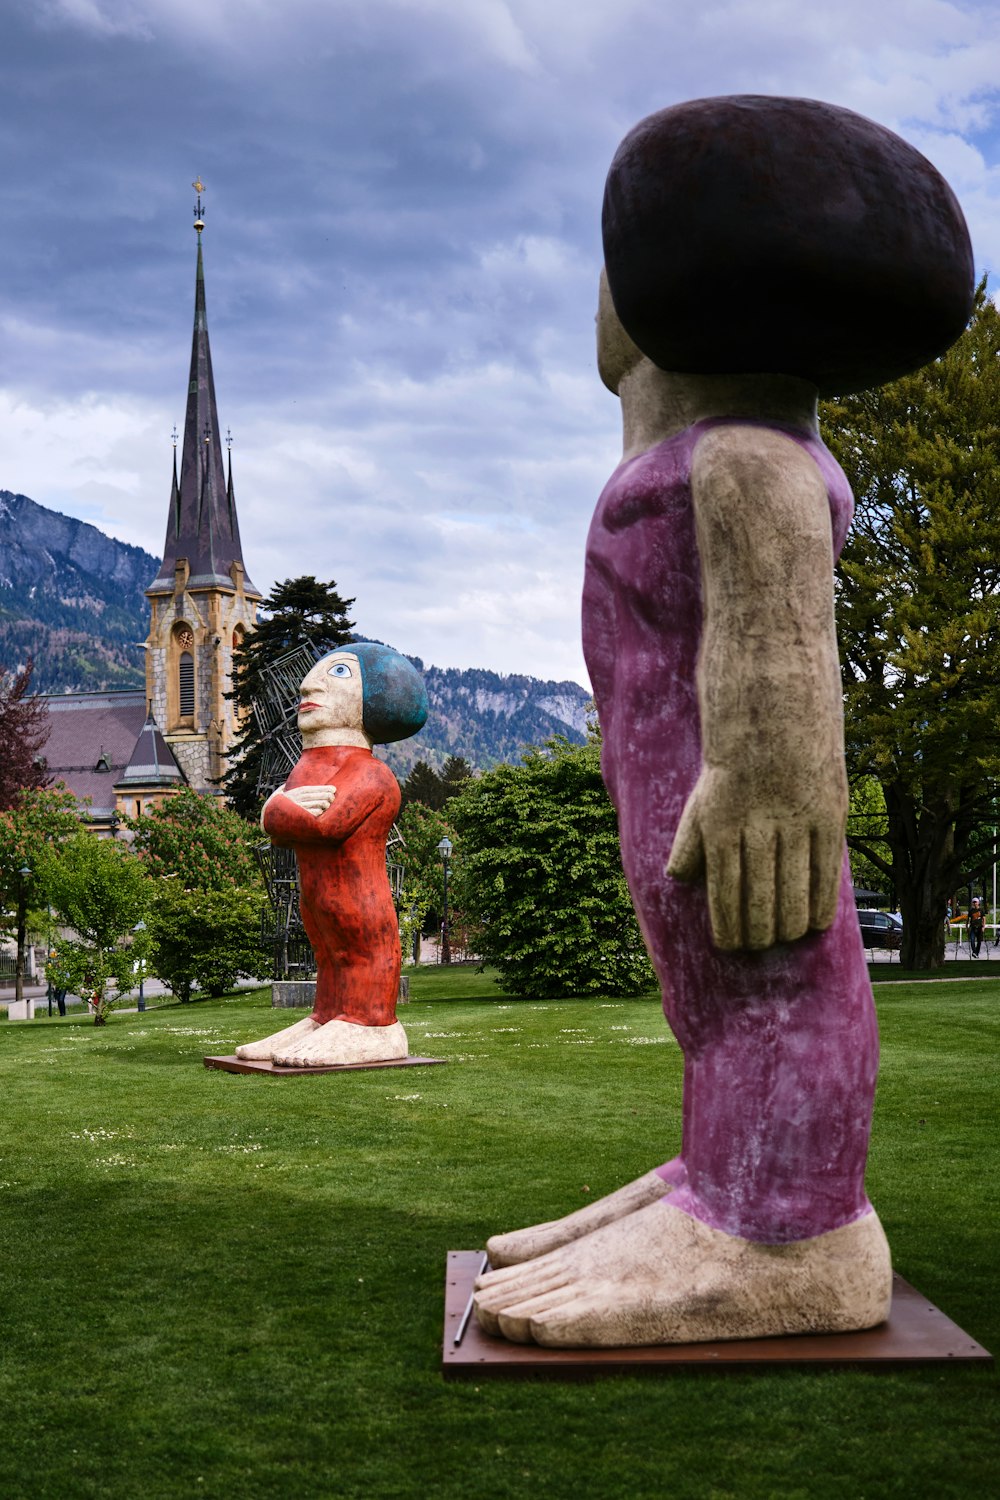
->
[222,576,355,818]
[821,282,1000,968]
[401,754,473,811]
[0,660,51,809]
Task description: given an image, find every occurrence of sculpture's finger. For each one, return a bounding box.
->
[666,797,705,883]
[705,830,742,950]
[740,826,777,950]
[809,824,843,931]
[775,827,810,944]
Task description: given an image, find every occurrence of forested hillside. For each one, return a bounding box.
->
[0,490,154,692]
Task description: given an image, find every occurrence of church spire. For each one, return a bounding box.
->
[147,180,259,598]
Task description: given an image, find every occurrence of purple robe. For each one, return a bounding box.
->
[583,418,878,1243]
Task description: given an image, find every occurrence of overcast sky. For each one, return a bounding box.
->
[1,0,998,687]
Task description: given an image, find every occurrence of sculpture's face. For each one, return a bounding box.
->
[596,269,644,394]
[297,651,365,735]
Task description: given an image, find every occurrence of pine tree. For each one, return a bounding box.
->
[221,577,355,818]
[821,281,1000,968]
[401,755,473,811]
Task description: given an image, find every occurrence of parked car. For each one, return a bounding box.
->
[856,909,903,950]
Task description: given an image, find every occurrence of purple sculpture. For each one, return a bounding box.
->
[474,97,974,1348]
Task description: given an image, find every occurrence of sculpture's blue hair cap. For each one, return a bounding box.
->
[348,642,428,744]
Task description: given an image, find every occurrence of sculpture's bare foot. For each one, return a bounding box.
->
[273,1018,408,1067]
[486,1169,673,1268]
[474,1201,891,1348]
[235,1016,318,1061]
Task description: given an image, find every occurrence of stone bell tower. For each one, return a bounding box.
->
[145,180,262,793]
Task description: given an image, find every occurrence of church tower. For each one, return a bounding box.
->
[145,181,262,793]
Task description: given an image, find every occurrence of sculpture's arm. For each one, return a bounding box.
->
[261,783,335,830]
[667,424,847,950]
[264,764,395,846]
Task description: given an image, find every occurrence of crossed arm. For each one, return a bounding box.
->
[262,767,392,845]
[666,425,848,951]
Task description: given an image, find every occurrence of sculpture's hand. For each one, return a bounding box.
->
[667,764,845,950]
[281,784,336,817]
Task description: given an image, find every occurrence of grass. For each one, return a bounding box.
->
[0,967,997,1499]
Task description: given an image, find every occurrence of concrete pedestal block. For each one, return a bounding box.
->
[7,999,36,1020]
[272,981,315,1009]
[272,976,411,1009]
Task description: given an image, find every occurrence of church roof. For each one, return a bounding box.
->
[38,692,187,818]
[117,710,187,788]
[39,691,148,818]
[147,201,260,599]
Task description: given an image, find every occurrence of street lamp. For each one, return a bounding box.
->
[133,920,147,1012]
[437,837,453,965]
[15,865,32,1010]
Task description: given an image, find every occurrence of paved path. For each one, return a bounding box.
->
[0,976,268,1014]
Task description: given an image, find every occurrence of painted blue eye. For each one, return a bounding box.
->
[328,663,353,679]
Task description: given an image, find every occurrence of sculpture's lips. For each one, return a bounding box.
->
[298,701,321,713]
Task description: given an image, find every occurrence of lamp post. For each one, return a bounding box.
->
[15,864,32,1010]
[437,837,453,965]
[133,920,147,1012]
[46,902,53,1017]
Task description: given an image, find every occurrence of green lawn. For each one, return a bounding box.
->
[0,969,997,1499]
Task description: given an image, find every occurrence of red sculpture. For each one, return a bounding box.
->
[236,642,427,1067]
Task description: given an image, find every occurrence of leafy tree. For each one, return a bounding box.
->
[0,786,81,1004]
[395,800,458,962]
[449,737,655,997]
[222,576,355,817]
[42,833,152,1024]
[147,883,266,1002]
[0,659,51,809]
[127,788,267,1001]
[822,283,1000,968]
[128,788,261,889]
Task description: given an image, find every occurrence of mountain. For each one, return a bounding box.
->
[0,488,590,768]
[0,490,154,692]
[380,661,591,777]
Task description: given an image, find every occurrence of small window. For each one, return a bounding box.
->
[179,652,195,716]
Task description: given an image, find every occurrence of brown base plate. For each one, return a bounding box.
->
[204,1054,446,1076]
[443,1251,992,1378]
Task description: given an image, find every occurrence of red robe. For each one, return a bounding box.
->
[263,746,401,1026]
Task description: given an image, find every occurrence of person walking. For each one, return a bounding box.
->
[969,898,986,958]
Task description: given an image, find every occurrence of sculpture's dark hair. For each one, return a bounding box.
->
[602,95,975,394]
[321,642,427,745]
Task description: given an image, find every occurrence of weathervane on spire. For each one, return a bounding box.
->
[171,425,178,449]
[193,177,206,234]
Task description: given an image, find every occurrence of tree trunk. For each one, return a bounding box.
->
[899,905,946,969]
[887,786,950,971]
